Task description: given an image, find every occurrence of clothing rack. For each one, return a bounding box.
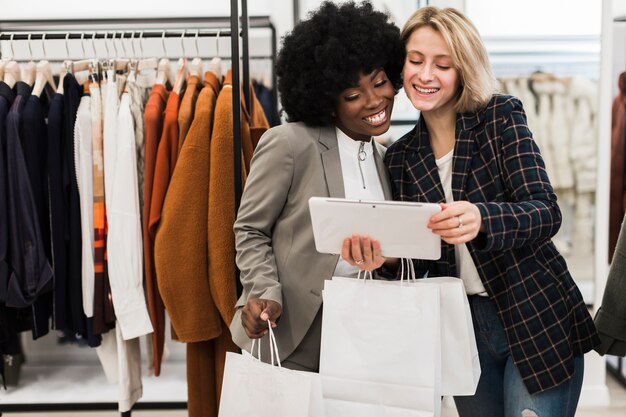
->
[0,7,274,413]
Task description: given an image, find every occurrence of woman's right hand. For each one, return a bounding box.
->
[241,298,282,339]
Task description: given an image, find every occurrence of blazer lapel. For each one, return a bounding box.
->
[452,112,481,202]
[318,126,345,198]
[404,119,446,204]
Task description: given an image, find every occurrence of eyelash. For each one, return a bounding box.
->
[344,79,388,101]
[408,61,451,70]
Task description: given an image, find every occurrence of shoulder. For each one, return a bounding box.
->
[480,94,525,122]
[255,122,324,157]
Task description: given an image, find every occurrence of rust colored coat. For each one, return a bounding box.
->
[610,72,626,262]
[142,84,168,375]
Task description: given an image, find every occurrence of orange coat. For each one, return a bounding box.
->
[142,84,168,375]
[155,72,222,342]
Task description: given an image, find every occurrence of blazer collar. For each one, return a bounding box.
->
[318,126,394,200]
[318,126,345,198]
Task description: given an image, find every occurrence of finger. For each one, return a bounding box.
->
[362,235,373,262]
[351,234,364,263]
[341,238,354,264]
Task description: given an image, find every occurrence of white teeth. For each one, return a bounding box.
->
[363,109,386,125]
[415,86,439,94]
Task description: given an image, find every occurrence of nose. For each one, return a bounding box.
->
[419,66,433,83]
[364,88,384,109]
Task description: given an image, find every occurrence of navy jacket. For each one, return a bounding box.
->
[385,94,599,394]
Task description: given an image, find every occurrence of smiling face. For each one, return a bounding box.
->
[333,69,395,142]
[402,26,461,119]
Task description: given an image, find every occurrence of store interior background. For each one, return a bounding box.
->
[1,0,626,415]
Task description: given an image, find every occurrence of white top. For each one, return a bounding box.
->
[436,149,487,296]
[106,92,153,339]
[74,95,95,317]
[333,127,386,278]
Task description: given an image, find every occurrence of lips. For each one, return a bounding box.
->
[363,108,388,126]
[413,85,440,95]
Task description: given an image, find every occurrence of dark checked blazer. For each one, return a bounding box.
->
[385,94,599,395]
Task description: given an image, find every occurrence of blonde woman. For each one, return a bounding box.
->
[383,6,599,417]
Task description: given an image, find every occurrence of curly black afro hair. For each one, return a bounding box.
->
[276,1,405,127]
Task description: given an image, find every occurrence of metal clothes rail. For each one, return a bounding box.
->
[0,5,275,412]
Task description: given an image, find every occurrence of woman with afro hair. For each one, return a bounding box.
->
[230,1,405,371]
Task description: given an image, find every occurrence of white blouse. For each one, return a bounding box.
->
[333,127,386,277]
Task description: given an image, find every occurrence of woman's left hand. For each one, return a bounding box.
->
[341,234,385,271]
[428,201,483,245]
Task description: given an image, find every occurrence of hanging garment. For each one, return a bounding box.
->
[610,72,626,262]
[5,82,53,311]
[46,92,68,331]
[0,81,15,303]
[20,92,54,339]
[63,73,88,338]
[0,80,28,381]
[155,72,222,342]
[90,82,115,336]
[125,81,149,215]
[142,84,168,376]
[252,79,280,128]
[107,90,152,340]
[148,88,181,376]
[177,74,202,154]
[74,94,95,321]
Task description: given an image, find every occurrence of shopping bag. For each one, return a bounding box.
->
[218,321,323,417]
[320,272,442,416]
[415,277,481,396]
[397,259,480,395]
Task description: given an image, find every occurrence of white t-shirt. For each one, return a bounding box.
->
[333,127,386,277]
[436,149,488,296]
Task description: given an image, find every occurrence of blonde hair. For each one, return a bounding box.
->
[401,6,497,113]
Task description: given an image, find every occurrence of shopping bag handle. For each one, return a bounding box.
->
[356,270,373,281]
[399,258,417,283]
[249,320,282,368]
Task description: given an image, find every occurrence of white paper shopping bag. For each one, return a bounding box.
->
[218,322,323,417]
[416,277,481,396]
[320,274,442,416]
[373,264,482,396]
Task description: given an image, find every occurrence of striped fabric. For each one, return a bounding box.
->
[384,94,599,394]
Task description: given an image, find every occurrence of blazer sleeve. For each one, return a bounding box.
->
[233,127,295,308]
[594,215,626,356]
[474,97,562,251]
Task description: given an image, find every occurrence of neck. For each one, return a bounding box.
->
[422,108,456,159]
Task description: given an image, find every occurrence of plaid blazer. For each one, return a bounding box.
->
[385,94,599,394]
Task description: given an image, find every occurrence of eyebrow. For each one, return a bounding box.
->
[370,68,382,80]
[407,50,451,59]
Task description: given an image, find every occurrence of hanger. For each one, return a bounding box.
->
[32,34,57,97]
[3,34,20,88]
[188,30,203,78]
[208,30,222,82]
[22,34,37,87]
[155,32,174,87]
[172,31,187,95]
[32,60,56,97]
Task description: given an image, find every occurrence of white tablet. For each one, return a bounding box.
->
[308,197,442,260]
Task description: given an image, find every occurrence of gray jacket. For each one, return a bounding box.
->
[595,214,626,356]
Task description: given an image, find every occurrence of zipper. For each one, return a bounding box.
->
[357,141,367,189]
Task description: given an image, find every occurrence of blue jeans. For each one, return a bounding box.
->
[453,295,584,417]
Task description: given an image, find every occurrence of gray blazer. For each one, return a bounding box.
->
[230,122,393,362]
[595,214,626,356]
